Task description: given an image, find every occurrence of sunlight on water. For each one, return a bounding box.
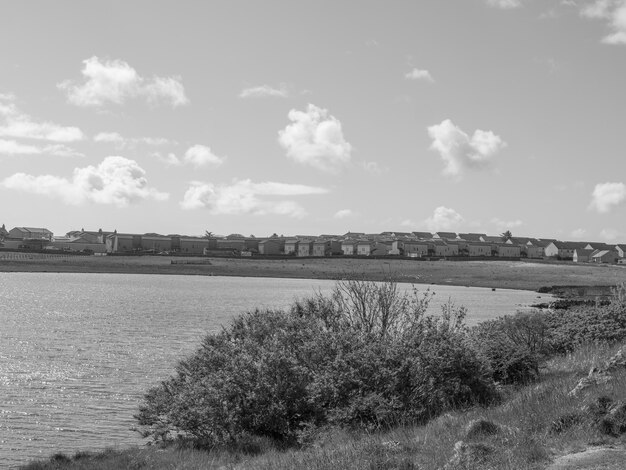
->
[0,273,551,467]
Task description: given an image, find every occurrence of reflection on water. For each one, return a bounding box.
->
[0,273,550,467]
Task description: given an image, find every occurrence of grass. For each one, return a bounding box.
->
[22,342,626,470]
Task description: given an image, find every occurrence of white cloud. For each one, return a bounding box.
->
[486,0,523,8]
[580,0,626,44]
[361,161,386,174]
[239,84,289,98]
[491,217,523,231]
[58,56,189,107]
[0,97,84,142]
[400,219,417,227]
[589,182,626,212]
[181,179,328,218]
[183,144,225,168]
[334,209,354,219]
[0,139,42,155]
[427,119,506,179]
[43,144,84,158]
[571,228,587,238]
[425,206,464,231]
[600,228,620,240]
[0,156,168,206]
[94,131,173,149]
[404,68,434,82]
[278,104,352,173]
[153,152,182,166]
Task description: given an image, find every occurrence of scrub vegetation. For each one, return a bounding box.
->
[22,282,626,470]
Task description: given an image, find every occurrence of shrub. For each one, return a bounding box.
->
[136,278,497,448]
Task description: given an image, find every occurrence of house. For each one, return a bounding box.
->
[372,239,401,256]
[259,239,285,255]
[179,237,211,254]
[465,242,493,257]
[312,239,341,257]
[141,235,172,252]
[341,239,358,255]
[591,249,619,264]
[106,233,142,253]
[429,241,459,257]
[297,239,314,257]
[525,246,545,259]
[284,239,299,255]
[480,235,505,243]
[573,249,595,263]
[380,231,413,239]
[615,244,626,258]
[357,240,375,256]
[400,240,429,257]
[8,227,53,240]
[544,241,588,260]
[216,238,246,251]
[458,233,486,242]
[495,244,521,258]
[412,232,433,240]
[433,232,458,241]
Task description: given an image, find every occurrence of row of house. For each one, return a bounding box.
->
[2,225,625,263]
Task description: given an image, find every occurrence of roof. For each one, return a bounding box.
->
[435,232,458,239]
[480,235,504,243]
[412,232,433,239]
[551,241,589,250]
[12,227,53,234]
[458,233,486,242]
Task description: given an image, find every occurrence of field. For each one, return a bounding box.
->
[1,253,626,292]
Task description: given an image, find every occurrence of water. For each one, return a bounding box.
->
[0,273,551,468]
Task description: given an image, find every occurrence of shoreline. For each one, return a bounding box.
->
[1,256,624,296]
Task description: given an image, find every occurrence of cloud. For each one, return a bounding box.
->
[486,0,523,8]
[589,182,626,212]
[58,56,189,107]
[0,156,168,206]
[334,209,354,219]
[239,84,289,98]
[0,139,42,155]
[404,68,434,82]
[580,0,626,44]
[600,228,620,240]
[361,161,386,174]
[94,131,173,149]
[181,179,328,218]
[278,104,352,173]
[491,217,523,231]
[571,228,587,238]
[183,144,225,168]
[425,206,464,231]
[0,97,84,142]
[427,119,506,178]
[42,144,84,158]
[153,152,182,166]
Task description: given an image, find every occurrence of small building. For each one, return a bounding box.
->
[179,237,211,254]
[591,250,619,264]
[341,240,358,255]
[615,244,626,258]
[401,240,429,257]
[429,241,459,257]
[284,239,299,255]
[259,239,285,255]
[312,239,341,257]
[356,240,375,256]
[544,241,588,260]
[433,232,458,241]
[495,244,521,258]
[573,249,594,263]
[412,231,434,240]
[458,233,487,242]
[297,239,314,257]
[141,235,172,252]
[8,227,53,240]
[466,242,493,257]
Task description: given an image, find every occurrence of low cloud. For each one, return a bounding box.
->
[486,0,523,8]
[94,131,173,149]
[0,156,168,206]
[600,228,620,240]
[58,56,189,107]
[278,104,352,173]
[404,68,434,82]
[239,84,289,98]
[181,179,328,218]
[580,0,626,44]
[334,209,354,219]
[425,206,464,231]
[491,217,523,231]
[589,182,626,212]
[0,139,42,155]
[0,95,84,142]
[427,119,506,179]
[571,228,587,239]
[183,144,225,168]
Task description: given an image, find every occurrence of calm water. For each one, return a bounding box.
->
[0,273,552,468]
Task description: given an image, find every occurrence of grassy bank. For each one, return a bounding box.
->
[22,343,626,469]
[2,254,626,292]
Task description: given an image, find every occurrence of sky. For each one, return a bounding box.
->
[1,0,625,240]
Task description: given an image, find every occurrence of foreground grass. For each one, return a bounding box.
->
[23,342,626,470]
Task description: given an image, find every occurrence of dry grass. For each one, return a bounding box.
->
[22,342,626,470]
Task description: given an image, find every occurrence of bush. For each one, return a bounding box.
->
[136,278,498,448]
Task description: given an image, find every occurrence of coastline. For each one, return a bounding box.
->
[1,255,624,295]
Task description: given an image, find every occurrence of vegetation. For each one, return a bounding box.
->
[22,282,626,469]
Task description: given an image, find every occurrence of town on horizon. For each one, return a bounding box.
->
[1,224,625,264]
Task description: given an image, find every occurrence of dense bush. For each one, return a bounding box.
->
[136,278,498,448]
